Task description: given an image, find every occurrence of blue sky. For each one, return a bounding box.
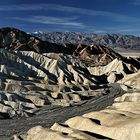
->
[0,0,140,35]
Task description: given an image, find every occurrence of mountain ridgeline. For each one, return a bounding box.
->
[31,31,140,50]
[0,27,123,66]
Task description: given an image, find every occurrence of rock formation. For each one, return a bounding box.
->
[13,91,140,140]
[0,27,139,139]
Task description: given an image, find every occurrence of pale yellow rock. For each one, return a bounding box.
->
[111,102,140,114]
[25,95,45,106]
[65,116,140,140]
[115,92,140,102]
[14,91,140,140]
[118,70,140,90]
[12,135,21,140]
[26,126,77,140]
[107,72,116,83]
[51,123,97,140]
[88,58,137,76]
[83,111,130,126]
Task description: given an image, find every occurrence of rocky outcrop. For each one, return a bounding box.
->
[118,70,140,90]
[13,91,140,140]
[73,44,123,66]
[0,47,138,118]
[0,27,70,54]
[0,48,123,118]
[0,28,139,139]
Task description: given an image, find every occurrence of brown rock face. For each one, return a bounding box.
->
[0,27,77,54]
[73,44,123,66]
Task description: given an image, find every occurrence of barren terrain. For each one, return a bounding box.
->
[0,28,139,140]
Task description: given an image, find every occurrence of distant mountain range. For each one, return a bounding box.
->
[31,32,140,50]
[0,27,140,51]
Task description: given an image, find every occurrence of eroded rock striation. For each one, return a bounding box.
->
[13,91,140,140]
[0,47,139,119]
[0,27,139,139]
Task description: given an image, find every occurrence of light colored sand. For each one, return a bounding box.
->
[119,52,140,57]
[116,50,140,57]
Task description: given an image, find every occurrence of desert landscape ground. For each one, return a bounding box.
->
[0,28,139,140]
[116,50,140,57]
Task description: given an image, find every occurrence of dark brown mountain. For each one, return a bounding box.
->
[0,27,73,54]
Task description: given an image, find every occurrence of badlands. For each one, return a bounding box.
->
[0,28,139,139]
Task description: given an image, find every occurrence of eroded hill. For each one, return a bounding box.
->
[0,27,139,139]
